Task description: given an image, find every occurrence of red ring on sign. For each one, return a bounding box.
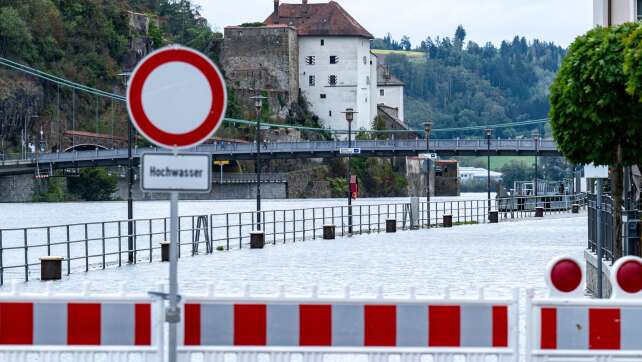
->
[128,48,226,148]
[550,259,582,293]
[616,260,642,294]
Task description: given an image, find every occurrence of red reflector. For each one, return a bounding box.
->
[550,259,582,293]
[616,260,642,294]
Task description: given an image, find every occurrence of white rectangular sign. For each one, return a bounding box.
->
[340,148,361,155]
[141,153,212,193]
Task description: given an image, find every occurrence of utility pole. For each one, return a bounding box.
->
[424,122,433,227]
[119,71,135,264]
[250,94,268,231]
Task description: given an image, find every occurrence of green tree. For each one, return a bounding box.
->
[68,167,118,201]
[500,160,534,190]
[549,23,642,259]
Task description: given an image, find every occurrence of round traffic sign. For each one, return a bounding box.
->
[127,46,227,149]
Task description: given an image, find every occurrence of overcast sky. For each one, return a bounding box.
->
[195,0,593,48]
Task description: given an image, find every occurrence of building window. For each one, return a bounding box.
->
[329,110,332,117]
[330,56,339,64]
[363,56,367,65]
[638,0,642,21]
[380,89,385,96]
[366,76,370,85]
[321,39,325,46]
[320,94,327,99]
[309,75,315,86]
[305,56,316,65]
[328,75,337,86]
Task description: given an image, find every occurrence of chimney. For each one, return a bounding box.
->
[274,0,280,24]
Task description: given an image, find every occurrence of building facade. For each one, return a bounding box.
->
[222,1,406,134]
[594,0,642,25]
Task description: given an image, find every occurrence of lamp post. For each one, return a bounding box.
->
[343,108,357,235]
[485,128,493,215]
[424,122,433,227]
[250,94,268,231]
[532,129,540,207]
[118,71,134,264]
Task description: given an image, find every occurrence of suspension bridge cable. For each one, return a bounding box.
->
[0,56,550,135]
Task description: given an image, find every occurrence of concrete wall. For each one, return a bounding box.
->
[116,179,287,201]
[585,249,613,298]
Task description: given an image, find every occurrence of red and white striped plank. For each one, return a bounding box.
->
[0,302,152,346]
[538,306,642,350]
[182,302,510,348]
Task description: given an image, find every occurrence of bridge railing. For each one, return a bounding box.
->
[0,195,585,284]
[0,139,560,166]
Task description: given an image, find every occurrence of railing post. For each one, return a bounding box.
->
[149,219,153,262]
[24,229,28,282]
[46,227,51,256]
[239,213,242,249]
[0,229,3,285]
[102,222,106,269]
[312,208,316,240]
[596,179,604,298]
[66,225,71,275]
[283,210,287,244]
[118,222,122,267]
[84,224,89,272]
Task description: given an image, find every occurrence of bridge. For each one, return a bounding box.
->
[0,138,560,175]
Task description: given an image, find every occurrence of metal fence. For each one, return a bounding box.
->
[0,195,586,284]
[587,193,641,263]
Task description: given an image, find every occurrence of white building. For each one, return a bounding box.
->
[459,167,503,184]
[594,0,642,25]
[265,0,405,132]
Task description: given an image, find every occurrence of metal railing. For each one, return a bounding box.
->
[0,195,585,284]
[588,193,641,263]
[212,173,288,184]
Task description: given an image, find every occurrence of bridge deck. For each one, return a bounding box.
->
[0,139,560,175]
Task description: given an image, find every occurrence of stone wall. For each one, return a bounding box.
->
[0,174,46,203]
[222,25,299,118]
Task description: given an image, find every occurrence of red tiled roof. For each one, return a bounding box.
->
[265,1,373,39]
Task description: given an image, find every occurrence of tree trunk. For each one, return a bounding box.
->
[612,145,624,259]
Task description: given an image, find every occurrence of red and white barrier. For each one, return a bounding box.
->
[527,256,642,362]
[0,286,162,362]
[178,287,518,362]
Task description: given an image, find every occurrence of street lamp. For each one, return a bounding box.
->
[118,71,135,264]
[424,121,433,227]
[342,108,357,235]
[250,94,268,231]
[485,128,493,215]
[532,129,540,206]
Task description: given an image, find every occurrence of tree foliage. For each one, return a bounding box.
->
[67,167,118,201]
[550,24,642,167]
[374,28,565,138]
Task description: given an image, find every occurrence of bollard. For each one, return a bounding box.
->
[250,231,265,249]
[40,256,63,281]
[323,224,336,240]
[572,204,580,214]
[489,211,499,224]
[386,219,397,233]
[160,241,170,262]
[443,215,453,228]
[535,207,544,218]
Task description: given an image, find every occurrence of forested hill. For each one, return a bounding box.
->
[373,27,566,138]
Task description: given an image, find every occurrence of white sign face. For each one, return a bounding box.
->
[418,153,438,160]
[339,148,361,155]
[141,153,212,193]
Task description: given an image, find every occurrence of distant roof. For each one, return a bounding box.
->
[377,64,404,87]
[264,1,373,39]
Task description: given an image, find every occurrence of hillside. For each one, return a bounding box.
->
[374,27,566,138]
[0,0,222,152]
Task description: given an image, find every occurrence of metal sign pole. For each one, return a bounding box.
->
[168,191,179,362]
